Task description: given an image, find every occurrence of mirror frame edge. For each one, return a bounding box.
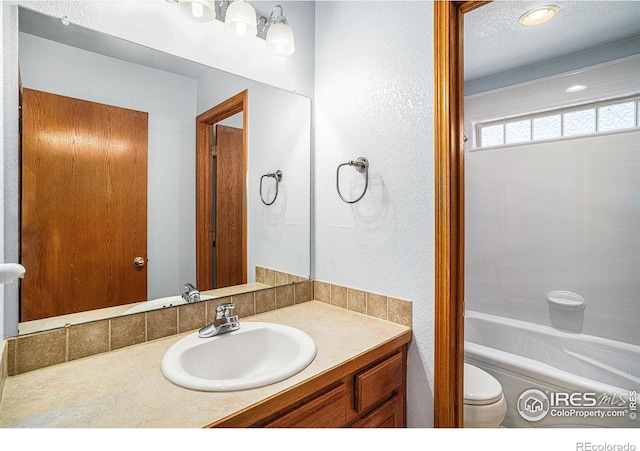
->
[3,3,21,339]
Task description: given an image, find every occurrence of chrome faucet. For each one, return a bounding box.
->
[198,302,240,338]
[182,283,200,304]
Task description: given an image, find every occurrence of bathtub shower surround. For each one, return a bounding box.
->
[464,56,640,346]
[464,56,640,428]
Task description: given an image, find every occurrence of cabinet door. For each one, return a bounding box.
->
[265,384,348,428]
[351,394,404,428]
[355,352,403,413]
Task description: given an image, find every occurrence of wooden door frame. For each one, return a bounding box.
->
[433,0,490,428]
[196,90,248,290]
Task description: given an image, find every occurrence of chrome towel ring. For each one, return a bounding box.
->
[260,170,283,206]
[336,157,369,204]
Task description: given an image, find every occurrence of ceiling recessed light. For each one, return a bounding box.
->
[519,5,560,26]
[565,85,587,93]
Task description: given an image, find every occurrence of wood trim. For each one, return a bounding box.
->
[434,0,488,428]
[195,90,248,290]
[459,0,492,14]
[241,101,248,284]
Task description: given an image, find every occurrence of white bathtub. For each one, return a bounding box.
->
[464,310,640,428]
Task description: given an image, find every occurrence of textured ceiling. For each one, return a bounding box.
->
[464,1,640,82]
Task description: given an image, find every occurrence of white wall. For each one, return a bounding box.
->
[19,33,198,300]
[465,57,640,346]
[314,1,435,427]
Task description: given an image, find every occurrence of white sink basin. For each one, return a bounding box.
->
[161,322,317,391]
[124,294,217,314]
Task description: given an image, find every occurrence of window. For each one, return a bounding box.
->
[475,95,640,149]
[533,114,561,140]
[505,120,531,144]
[598,101,635,132]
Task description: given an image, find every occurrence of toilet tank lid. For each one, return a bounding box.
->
[464,363,503,405]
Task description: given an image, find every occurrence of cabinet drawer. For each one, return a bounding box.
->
[264,383,348,428]
[355,352,403,413]
[351,393,404,428]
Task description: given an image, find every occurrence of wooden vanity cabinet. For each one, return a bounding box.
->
[209,334,410,428]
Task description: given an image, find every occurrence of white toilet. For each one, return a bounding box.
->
[463,363,507,428]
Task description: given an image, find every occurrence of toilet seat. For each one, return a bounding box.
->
[463,363,503,406]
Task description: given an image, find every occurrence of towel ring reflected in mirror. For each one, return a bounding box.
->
[260,170,283,205]
[336,157,369,204]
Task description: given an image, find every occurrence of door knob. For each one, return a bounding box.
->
[133,257,145,268]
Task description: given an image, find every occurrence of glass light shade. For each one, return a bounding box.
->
[178,1,216,22]
[224,0,258,40]
[191,2,203,18]
[266,22,295,56]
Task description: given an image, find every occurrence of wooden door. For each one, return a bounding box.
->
[21,89,148,321]
[215,124,246,288]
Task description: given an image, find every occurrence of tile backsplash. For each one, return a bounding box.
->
[255,266,308,286]
[5,279,410,377]
[313,280,412,328]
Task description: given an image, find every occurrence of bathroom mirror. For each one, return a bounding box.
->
[14,7,311,335]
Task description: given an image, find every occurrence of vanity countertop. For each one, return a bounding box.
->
[0,301,411,428]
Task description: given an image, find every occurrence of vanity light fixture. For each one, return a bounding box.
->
[518,5,560,26]
[224,0,258,40]
[565,85,587,93]
[178,0,217,22]
[258,5,295,57]
[166,0,295,56]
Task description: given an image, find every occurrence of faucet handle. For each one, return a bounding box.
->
[215,302,235,319]
[182,282,200,303]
